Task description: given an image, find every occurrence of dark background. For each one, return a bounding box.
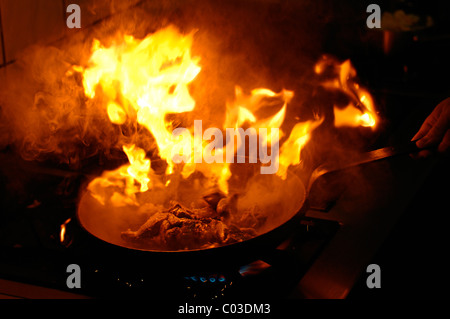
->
[321,0,450,299]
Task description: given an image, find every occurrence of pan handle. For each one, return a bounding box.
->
[306,141,421,196]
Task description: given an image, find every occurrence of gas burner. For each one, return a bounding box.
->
[0,192,338,300]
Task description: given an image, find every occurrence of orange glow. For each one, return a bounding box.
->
[60,218,71,243]
[360,112,376,127]
[75,26,202,197]
[106,101,127,125]
[334,104,376,128]
[77,26,325,207]
[277,118,324,179]
[122,145,151,192]
[315,57,378,129]
[77,26,200,176]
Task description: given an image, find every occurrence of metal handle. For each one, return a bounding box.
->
[306,141,421,196]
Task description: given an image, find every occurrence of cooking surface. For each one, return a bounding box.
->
[0,120,446,299]
[0,158,338,299]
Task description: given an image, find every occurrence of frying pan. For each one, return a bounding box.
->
[75,161,308,272]
[74,141,421,272]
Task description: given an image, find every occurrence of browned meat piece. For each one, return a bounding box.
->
[216,193,238,222]
[121,200,257,250]
[121,212,169,239]
[162,217,227,250]
[202,191,226,210]
[224,225,257,244]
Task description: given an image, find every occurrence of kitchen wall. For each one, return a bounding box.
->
[0,0,142,69]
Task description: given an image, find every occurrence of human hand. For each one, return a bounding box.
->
[411,97,450,156]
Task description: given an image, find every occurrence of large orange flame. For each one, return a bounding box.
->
[76,26,323,206]
[79,26,201,176]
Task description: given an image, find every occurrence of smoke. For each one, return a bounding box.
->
[0,3,166,169]
[0,0,357,175]
[0,43,124,169]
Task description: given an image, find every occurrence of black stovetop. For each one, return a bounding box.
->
[0,181,339,299]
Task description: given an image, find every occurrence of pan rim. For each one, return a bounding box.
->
[76,170,307,253]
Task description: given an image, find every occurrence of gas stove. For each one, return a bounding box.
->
[0,153,339,299]
[0,129,443,300]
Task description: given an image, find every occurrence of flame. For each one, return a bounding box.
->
[315,56,378,129]
[359,112,376,127]
[277,117,324,179]
[75,26,202,197]
[224,86,292,146]
[122,144,151,192]
[78,26,201,176]
[334,104,376,128]
[77,26,324,207]
[223,86,322,179]
[107,101,127,125]
[60,218,71,243]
